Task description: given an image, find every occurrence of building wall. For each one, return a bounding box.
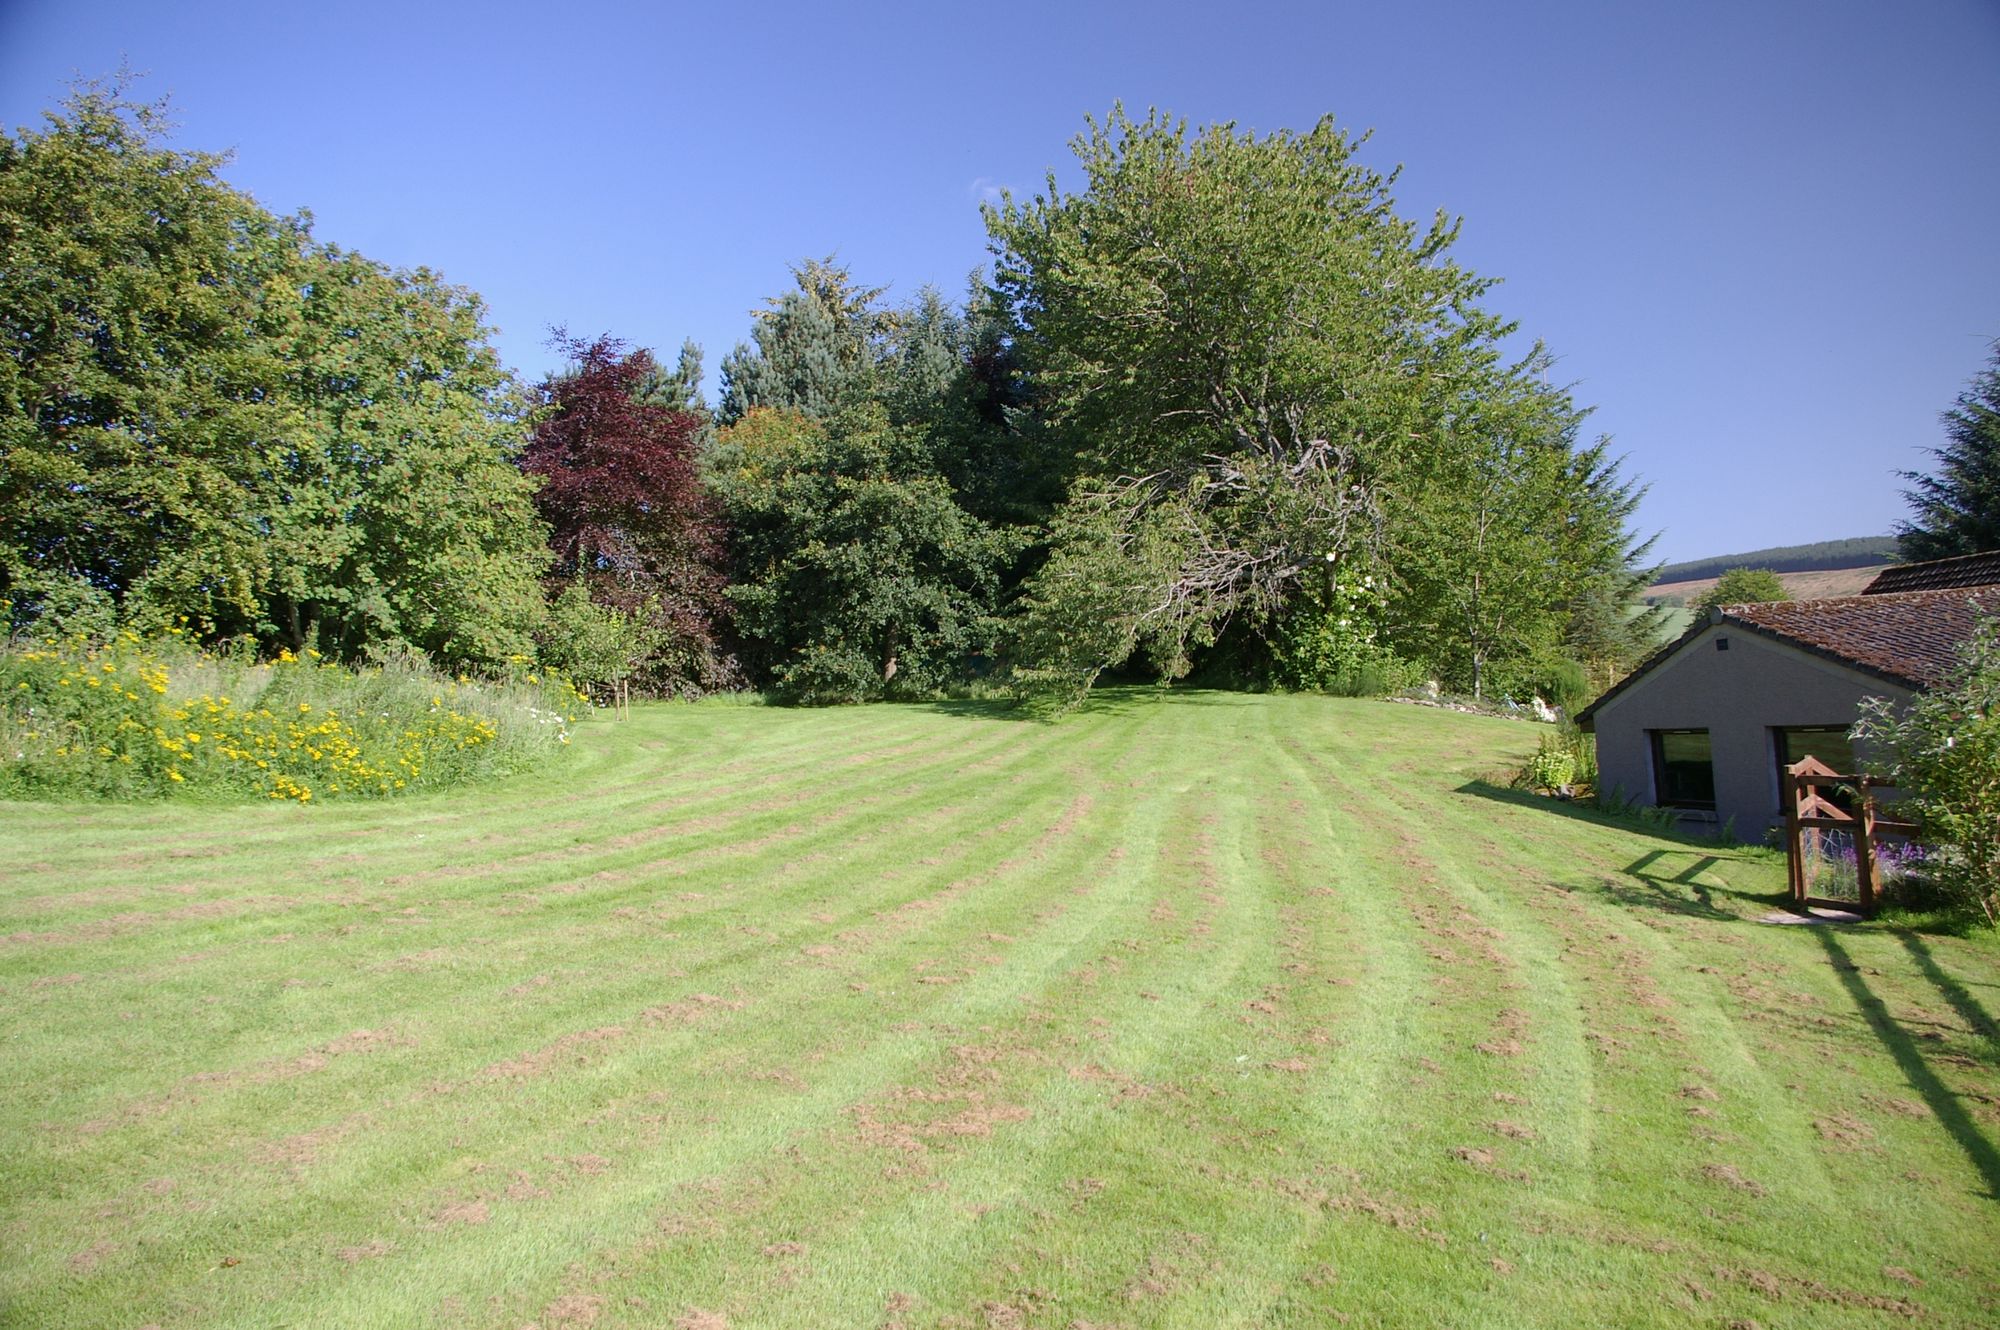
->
[1591,622,1913,837]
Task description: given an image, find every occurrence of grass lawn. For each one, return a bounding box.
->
[3,690,1997,1328]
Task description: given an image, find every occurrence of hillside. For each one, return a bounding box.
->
[1647,563,1889,610]
[1652,535,1901,587]
[4,692,1996,1327]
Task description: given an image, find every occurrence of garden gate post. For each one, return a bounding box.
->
[1854,790,1878,915]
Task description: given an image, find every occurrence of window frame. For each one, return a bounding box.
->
[1649,727,1717,811]
[1772,725,1859,815]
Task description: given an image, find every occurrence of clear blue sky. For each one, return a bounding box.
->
[4,0,1997,564]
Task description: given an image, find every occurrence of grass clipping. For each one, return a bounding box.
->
[2,632,585,803]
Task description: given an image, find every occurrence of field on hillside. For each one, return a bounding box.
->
[4,693,1998,1328]
[1647,565,1889,607]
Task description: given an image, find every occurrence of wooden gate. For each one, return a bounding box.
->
[1782,757,1917,914]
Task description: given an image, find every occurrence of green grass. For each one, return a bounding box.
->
[1651,604,1694,643]
[3,690,1997,1328]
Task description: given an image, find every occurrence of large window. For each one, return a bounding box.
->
[1650,729,1715,810]
[1775,726,1858,813]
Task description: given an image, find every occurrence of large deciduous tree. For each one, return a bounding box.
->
[0,86,292,631]
[521,335,732,693]
[988,106,1648,704]
[264,247,550,665]
[1687,566,1789,618]
[0,85,549,665]
[1389,368,1660,697]
[1898,342,2000,562]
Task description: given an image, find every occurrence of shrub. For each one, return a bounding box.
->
[535,581,663,692]
[1537,658,1594,718]
[1525,738,1577,791]
[1517,725,1596,795]
[1272,570,1424,697]
[1,630,585,803]
[1854,614,2000,925]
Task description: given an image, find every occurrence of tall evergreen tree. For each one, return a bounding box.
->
[1898,341,2000,561]
[717,257,886,424]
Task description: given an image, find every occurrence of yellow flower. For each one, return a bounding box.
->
[167,769,184,782]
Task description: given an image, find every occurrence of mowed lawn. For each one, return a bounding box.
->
[3,692,1998,1329]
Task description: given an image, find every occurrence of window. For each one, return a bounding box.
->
[1650,729,1715,809]
[1775,726,1858,813]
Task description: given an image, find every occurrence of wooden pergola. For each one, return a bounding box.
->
[1782,756,1919,914]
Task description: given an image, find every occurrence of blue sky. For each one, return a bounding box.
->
[3,0,1996,564]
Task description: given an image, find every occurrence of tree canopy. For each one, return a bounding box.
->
[1898,342,2000,562]
[3,87,1664,709]
[707,405,1015,704]
[986,108,1655,703]
[1688,567,1790,617]
[521,334,732,693]
[0,85,548,665]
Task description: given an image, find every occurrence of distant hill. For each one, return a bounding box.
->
[1651,536,1902,587]
[1646,565,1888,620]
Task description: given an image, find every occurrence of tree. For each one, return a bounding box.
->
[635,338,709,411]
[521,335,732,693]
[0,83,294,632]
[878,278,1065,531]
[1854,614,2000,925]
[718,257,887,424]
[1554,438,1663,688]
[1897,341,2000,561]
[262,247,551,666]
[1387,377,1580,698]
[987,108,1584,693]
[0,84,550,665]
[1688,566,1790,617]
[708,405,1016,704]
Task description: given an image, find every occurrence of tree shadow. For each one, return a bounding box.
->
[1456,778,1694,835]
[1817,928,2000,1199]
[1894,931,2000,1062]
[914,696,1038,724]
[915,685,1259,726]
[1456,780,1788,920]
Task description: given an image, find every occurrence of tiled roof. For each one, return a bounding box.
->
[1576,586,1998,727]
[1862,550,2000,594]
[1720,587,1999,689]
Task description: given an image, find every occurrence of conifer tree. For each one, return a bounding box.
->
[1898,342,2000,561]
[717,257,886,423]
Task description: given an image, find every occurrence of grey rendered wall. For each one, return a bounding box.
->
[1592,623,1912,838]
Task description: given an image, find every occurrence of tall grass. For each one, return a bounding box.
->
[1,631,586,803]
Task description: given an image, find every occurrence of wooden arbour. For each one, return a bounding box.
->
[1782,756,1917,914]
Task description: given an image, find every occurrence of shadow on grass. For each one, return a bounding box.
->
[1599,855,1792,922]
[1818,928,2000,1199]
[916,685,1263,726]
[1895,931,2000,1061]
[1455,778,1683,834]
[1456,779,1789,920]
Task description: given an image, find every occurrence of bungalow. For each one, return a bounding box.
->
[1576,559,1999,837]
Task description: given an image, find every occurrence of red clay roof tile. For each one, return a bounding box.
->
[1721,587,2000,689]
[1862,550,2000,594]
